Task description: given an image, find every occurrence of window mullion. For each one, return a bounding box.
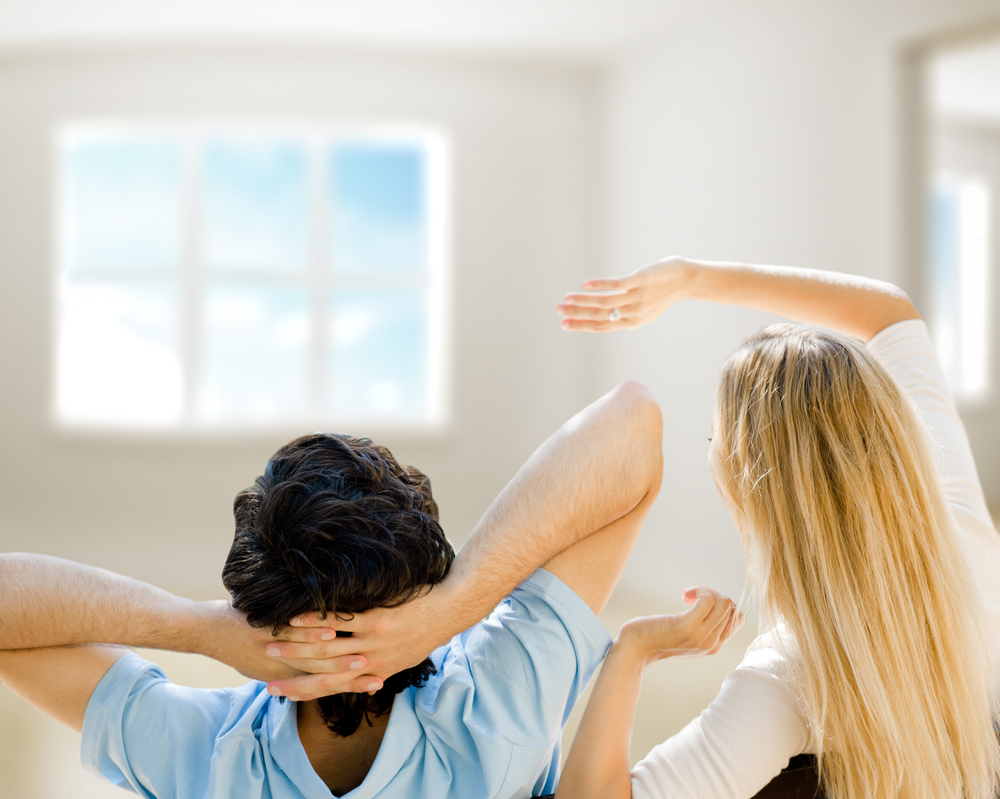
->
[180,133,201,428]
[309,134,328,423]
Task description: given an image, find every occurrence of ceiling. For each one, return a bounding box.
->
[0,0,707,59]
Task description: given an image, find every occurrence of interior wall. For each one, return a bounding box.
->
[5,0,1000,789]
[596,0,1000,606]
[0,45,601,599]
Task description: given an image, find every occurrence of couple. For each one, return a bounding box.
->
[2,258,999,799]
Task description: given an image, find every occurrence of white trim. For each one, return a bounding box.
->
[52,120,452,433]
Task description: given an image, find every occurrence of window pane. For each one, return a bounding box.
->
[62,136,182,271]
[202,139,309,272]
[329,143,426,274]
[197,287,310,424]
[929,176,991,400]
[328,290,427,419]
[57,284,182,425]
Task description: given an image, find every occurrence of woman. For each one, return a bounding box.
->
[553,257,1000,799]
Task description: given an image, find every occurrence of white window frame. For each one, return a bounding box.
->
[52,120,452,435]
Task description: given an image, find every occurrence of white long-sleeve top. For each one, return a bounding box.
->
[631,319,1000,799]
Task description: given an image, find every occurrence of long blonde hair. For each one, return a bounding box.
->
[712,323,1000,799]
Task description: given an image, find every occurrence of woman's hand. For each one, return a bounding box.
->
[554,586,743,799]
[556,256,696,332]
[615,586,744,667]
[559,255,920,341]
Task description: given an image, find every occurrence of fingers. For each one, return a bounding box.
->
[561,291,629,309]
[721,604,746,643]
[273,625,341,644]
[681,587,720,624]
[559,318,622,333]
[265,635,362,659]
[680,586,741,654]
[270,654,369,676]
[582,276,641,291]
[267,671,385,701]
[699,595,744,655]
[556,302,639,322]
[288,610,354,629]
[695,589,730,631]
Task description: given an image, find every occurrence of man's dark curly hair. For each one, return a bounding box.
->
[222,432,454,737]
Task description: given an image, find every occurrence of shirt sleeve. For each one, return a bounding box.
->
[631,643,810,799]
[866,319,1000,666]
[81,652,250,798]
[413,568,611,799]
[443,568,612,747]
[866,319,993,529]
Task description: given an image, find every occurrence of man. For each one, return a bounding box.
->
[0,382,663,798]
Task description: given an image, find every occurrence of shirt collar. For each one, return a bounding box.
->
[266,689,423,799]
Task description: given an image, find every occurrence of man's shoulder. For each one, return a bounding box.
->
[88,652,275,735]
[430,568,610,671]
[83,653,304,798]
[412,569,610,738]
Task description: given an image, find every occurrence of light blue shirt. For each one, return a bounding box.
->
[82,569,611,799]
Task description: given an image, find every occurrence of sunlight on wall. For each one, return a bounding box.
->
[928,175,992,401]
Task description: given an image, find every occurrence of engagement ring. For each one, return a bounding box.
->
[609,308,622,323]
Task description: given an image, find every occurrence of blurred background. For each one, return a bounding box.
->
[1,0,999,796]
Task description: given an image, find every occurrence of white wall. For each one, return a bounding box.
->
[0,47,606,795]
[5,0,1000,791]
[0,45,601,600]
[597,0,1000,605]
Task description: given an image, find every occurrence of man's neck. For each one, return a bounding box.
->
[296,700,391,797]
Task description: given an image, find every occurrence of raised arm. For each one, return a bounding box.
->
[264,381,663,700]
[0,555,298,730]
[557,256,920,342]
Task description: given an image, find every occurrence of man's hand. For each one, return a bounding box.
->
[261,586,456,700]
[185,600,302,683]
[260,381,662,701]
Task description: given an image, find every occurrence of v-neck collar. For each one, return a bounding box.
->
[266,689,423,799]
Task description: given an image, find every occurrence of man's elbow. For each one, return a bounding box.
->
[609,381,662,436]
[608,381,663,489]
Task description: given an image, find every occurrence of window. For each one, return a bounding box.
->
[55,123,450,431]
[928,173,991,401]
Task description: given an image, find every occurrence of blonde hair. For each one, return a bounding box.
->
[712,323,1000,799]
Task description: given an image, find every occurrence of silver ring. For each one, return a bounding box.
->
[608,307,622,323]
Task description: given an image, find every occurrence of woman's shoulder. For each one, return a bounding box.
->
[739,622,800,683]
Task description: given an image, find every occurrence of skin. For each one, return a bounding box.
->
[0,380,687,794]
[551,255,921,799]
[557,588,743,799]
[555,255,918,343]
[264,380,667,700]
[268,256,920,703]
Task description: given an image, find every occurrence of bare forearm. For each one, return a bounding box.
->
[437,382,662,637]
[681,259,919,342]
[0,553,202,652]
[557,643,644,799]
